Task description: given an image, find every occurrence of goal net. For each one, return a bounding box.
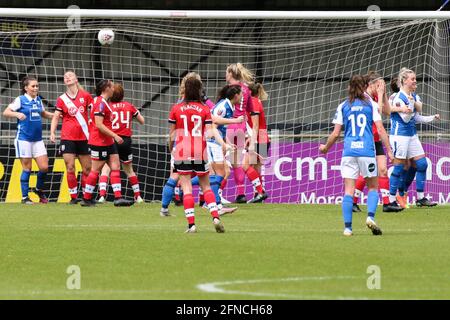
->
[0,11,449,204]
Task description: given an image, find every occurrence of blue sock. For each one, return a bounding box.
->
[20,170,31,199]
[367,190,378,218]
[162,178,177,209]
[389,164,404,197]
[36,171,47,191]
[191,176,199,186]
[342,194,353,229]
[405,166,417,193]
[415,158,428,195]
[398,170,408,197]
[210,175,224,204]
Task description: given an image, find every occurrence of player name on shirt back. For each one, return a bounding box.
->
[180,104,203,113]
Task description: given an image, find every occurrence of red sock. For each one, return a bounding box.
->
[67,171,78,199]
[354,175,366,204]
[220,178,227,191]
[110,170,122,199]
[245,166,264,194]
[183,193,195,225]
[260,173,266,192]
[83,171,99,200]
[99,175,108,197]
[203,189,219,219]
[128,175,141,198]
[379,176,390,205]
[81,173,88,193]
[234,167,245,195]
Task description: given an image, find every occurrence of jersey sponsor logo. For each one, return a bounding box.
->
[68,106,78,116]
[351,141,364,149]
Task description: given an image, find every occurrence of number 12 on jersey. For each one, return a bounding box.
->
[180,114,202,137]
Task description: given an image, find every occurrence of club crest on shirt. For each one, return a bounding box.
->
[80,97,85,103]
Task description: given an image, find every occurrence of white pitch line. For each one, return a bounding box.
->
[197,276,371,300]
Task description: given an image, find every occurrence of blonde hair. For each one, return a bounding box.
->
[226,63,255,84]
[249,82,268,101]
[398,67,415,87]
[64,69,84,91]
[179,72,202,98]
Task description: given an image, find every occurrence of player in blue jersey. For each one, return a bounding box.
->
[3,76,54,204]
[204,84,244,215]
[320,75,393,236]
[389,70,438,208]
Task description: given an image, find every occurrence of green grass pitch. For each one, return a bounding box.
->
[0,202,449,300]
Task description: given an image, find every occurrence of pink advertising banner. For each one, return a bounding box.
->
[221,142,450,204]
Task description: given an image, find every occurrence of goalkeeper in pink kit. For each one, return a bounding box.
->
[225,63,260,203]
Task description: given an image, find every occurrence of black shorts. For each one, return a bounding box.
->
[375,141,385,156]
[89,144,118,161]
[256,142,271,159]
[60,140,90,155]
[173,160,209,176]
[116,136,133,163]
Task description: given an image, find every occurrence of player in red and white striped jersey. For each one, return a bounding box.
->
[50,70,93,204]
[168,77,229,233]
[80,80,133,207]
[244,82,270,203]
[97,83,145,204]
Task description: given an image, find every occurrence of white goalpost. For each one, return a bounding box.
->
[0,9,449,204]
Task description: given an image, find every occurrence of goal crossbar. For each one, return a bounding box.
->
[1,9,450,20]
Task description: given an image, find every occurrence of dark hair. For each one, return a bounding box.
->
[184,78,203,102]
[95,79,112,97]
[216,84,241,102]
[110,83,124,102]
[390,77,400,93]
[21,76,38,94]
[348,75,368,103]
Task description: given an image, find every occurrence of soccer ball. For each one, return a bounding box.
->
[97,29,115,46]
